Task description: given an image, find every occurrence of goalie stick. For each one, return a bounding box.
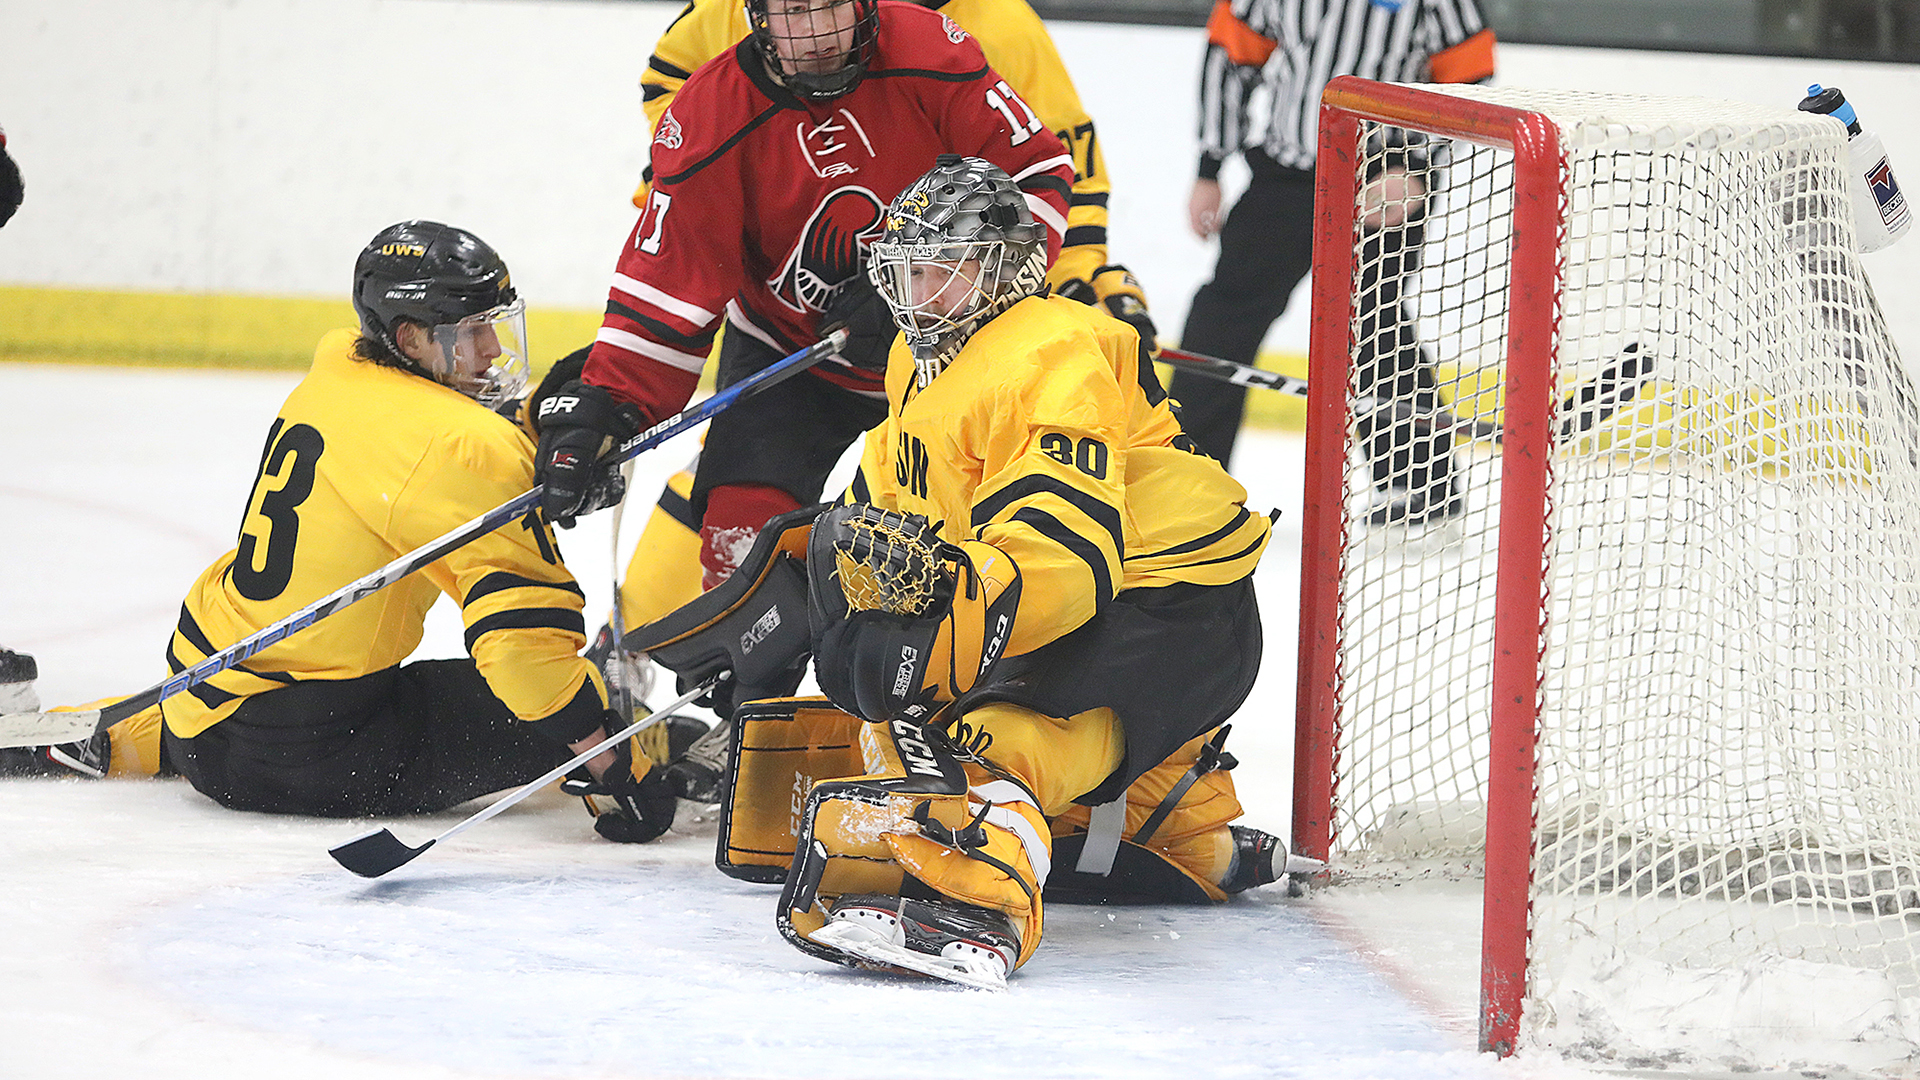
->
[0,330,846,751]
[328,674,723,878]
[1155,343,1649,443]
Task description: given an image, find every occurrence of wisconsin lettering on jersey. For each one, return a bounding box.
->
[895,431,931,498]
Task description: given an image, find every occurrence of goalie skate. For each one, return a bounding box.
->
[808,894,1019,991]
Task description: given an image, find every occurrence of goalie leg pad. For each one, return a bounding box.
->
[1049,727,1246,903]
[777,714,1051,977]
[716,697,866,882]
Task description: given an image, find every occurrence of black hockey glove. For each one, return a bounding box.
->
[560,728,677,844]
[533,378,641,528]
[528,348,589,415]
[0,130,22,228]
[821,274,896,373]
[1058,264,1157,355]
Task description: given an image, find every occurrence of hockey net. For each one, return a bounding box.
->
[1296,77,1920,1070]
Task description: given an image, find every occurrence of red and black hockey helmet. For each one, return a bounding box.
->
[746,0,881,100]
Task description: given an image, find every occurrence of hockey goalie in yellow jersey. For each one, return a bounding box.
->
[631,157,1316,988]
[1,222,679,844]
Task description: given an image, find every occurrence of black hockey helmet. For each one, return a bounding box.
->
[745,0,880,100]
[352,220,530,407]
[867,155,1047,387]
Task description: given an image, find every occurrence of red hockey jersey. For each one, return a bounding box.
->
[583,1,1075,422]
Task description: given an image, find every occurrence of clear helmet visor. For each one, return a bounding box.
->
[423,298,530,409]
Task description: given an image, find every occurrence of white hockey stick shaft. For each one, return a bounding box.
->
[0,331,844,750]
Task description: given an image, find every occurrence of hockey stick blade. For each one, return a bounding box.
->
[328,827,438,878]
[327,674,723,878]
[0,708,101,748]
[1557,342,1648,440]
[0,333,842,752]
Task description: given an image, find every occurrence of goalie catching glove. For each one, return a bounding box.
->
[807,504,1022,724]
[559,718,676,843]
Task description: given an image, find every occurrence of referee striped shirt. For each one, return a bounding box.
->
[1196,0,1493,176]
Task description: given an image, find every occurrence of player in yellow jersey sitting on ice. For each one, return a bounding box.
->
[2,223,678,844]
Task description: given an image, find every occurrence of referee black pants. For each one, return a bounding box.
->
[1173,153,1453,498]
[163,660,571,818]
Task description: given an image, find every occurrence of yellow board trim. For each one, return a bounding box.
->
[0,285,607,371]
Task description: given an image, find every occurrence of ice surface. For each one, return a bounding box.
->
[0,363,1615,1080]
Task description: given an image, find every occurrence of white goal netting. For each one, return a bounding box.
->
[1306,82,1920,1072]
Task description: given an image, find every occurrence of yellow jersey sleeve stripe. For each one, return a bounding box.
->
[970,474,1123,551]
[463,571,585,606]
[1009,506,1116,606]
[1126,505,1252,561]
[462,609,587,653]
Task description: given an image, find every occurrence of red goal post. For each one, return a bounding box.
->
[1296,75,1920,1069]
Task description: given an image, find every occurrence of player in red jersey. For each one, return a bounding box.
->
[533,0,1074,600]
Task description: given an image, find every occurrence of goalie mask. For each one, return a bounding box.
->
[353,220,530,409]
[747,0,880,100]
[868,155,1048,389]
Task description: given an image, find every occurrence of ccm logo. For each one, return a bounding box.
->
[890,715,943,777]
[981,614,1010,673]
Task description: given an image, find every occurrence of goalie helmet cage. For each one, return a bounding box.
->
[1296,76,1920,1069]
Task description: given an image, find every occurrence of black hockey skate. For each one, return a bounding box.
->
[0,646,36,713]
[587,624,715,770]
[1219,826,1326,893]
[809,893,1021,991]
[586,623,657,706]
[662,718,729,804]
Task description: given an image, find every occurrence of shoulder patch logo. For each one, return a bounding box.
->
[941,14,969,43]
[656,108,684,150]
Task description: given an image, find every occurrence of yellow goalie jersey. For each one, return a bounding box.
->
[636,0,1115,286]
[162,329,603,739]
[850,295,1271,658]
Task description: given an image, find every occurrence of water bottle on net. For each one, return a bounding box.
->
[1799,83,1911,252]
